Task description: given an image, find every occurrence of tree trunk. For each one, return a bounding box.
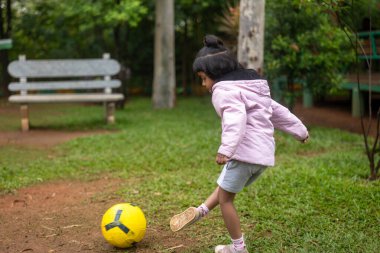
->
[6,0,11,35]
[238,0,265,75]
[113,0,121,59]
[0,0,4,37]
[0,50,10,97]
[152,0,175,108]
[113,0,128,109]
[0,0,12,97]
[181,20,188,96]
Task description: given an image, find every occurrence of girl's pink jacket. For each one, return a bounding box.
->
[212,80,309,166]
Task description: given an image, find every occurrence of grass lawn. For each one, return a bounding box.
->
[0,97,379,252]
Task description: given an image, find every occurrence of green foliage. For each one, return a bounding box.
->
[7,0,378,97]
[173,0,233,94]
[265,1,355,97]
[327,0,380,31]
[11,0,147,59]
[7,0,235,94]
[0,98,379,252]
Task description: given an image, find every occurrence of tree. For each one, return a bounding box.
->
[0,0,12,97]
[152,0,175,108]
[216,1,240,55]
[8,0,236,97]
[9,0,147,104]
[175,0,229,95]
[238,0,265,74]
[11,0,147,58]
[265,1,353,109]
[331,0,380,180]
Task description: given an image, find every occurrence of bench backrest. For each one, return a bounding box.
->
[8,55,120,78]
[8,54,121,94]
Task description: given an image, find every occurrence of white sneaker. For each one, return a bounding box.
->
[215,244,248,253]
[170,207,200,232]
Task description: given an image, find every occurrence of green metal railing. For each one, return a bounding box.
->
[358,30,380,60]
[341,31,380,117]
[0,39,12,50]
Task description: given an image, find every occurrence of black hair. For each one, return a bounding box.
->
[192,35,240,80]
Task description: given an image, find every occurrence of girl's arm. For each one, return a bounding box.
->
[270,100,309,141]
[213,90,247,158]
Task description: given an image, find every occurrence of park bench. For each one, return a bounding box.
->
[341,30,380,117]
[7,53,124,131]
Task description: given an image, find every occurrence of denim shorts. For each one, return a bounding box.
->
[217,160,267,193]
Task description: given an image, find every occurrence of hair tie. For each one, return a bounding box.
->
[200,51,228,58]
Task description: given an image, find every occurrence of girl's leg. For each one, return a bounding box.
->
[203,186,220,210]
[170,186,220,232]
[197,186,220,218]
[218,187,241,239]
[216,187,247,252]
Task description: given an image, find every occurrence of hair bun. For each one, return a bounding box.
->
[203,35,224,49]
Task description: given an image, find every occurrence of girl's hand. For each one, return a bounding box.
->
[302,135,309,143]
[216,153,230,165]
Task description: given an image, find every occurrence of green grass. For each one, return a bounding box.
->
[0,97,379,252]
[0,103,119,131]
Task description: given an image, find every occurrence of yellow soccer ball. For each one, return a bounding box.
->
[101,203,147,248]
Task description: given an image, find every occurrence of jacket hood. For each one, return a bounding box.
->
[215,68,264,82]
[212,78,270,97]
[212,68,270,96]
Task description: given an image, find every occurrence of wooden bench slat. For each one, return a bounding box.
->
[9,94,124,103]
[9,80,121,91]
[8,59,120,78]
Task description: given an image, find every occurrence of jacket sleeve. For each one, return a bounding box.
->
[213,90,247,158]
[270,100,309,141]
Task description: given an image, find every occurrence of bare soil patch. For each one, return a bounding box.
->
[0,130,110,149]
[0,178,196,253]
[293,102,377,137]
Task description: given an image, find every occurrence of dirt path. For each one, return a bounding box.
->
[293,102,377,137]
[0,178,195,253]
[0,130,110,149]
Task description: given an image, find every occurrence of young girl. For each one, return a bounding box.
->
[170,35,309,253]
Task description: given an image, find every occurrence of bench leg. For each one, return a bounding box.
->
[105,102,115,124]
[352,87,364,117]
[20,104,29,131]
